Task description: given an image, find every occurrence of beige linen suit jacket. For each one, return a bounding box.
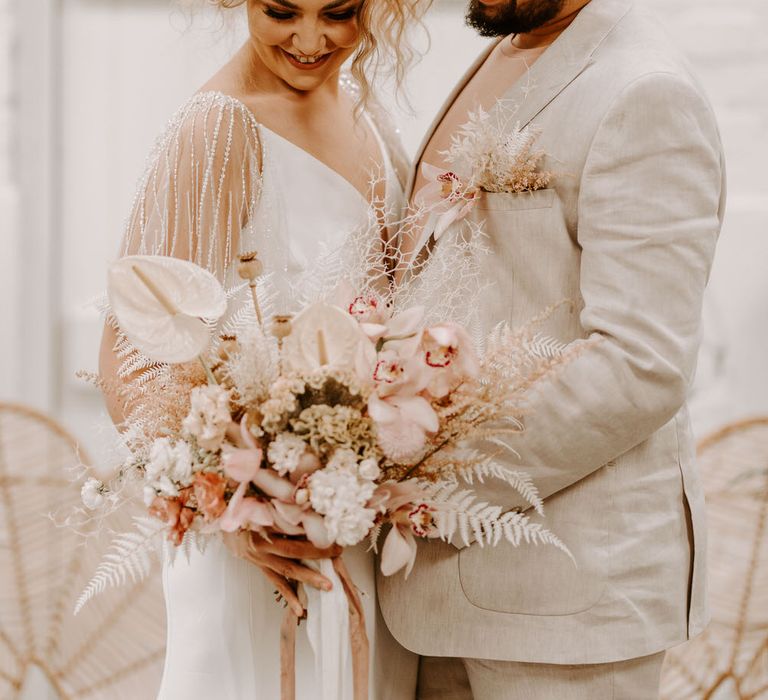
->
[378,0,725,665]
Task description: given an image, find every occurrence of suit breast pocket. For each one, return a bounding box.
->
[470,188,581,331]
[477,188,556,212]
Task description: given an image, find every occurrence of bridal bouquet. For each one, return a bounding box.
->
[74,248,572,697]
[79,251,570,570]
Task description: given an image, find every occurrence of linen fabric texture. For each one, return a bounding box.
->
[379,0,725,666]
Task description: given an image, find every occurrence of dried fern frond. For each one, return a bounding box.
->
[454,452,544,516]
[426,481,572,560]
[74,516,164,614]
[441,104,555,194]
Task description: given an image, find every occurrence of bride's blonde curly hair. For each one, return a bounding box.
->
[213,0,432,105]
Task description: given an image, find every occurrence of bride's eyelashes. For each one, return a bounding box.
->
[262,3,360,23]
[263,6,295,20]
[325,8,359,21]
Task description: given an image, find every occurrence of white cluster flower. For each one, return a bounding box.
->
[267,433,307,476]
[326,448,359,472]
[143,437,196,502]
[308,448,381,547]
[182,385,231,452]
[261,376,305,432]
[358,458,381,481]
[81,477,106,510]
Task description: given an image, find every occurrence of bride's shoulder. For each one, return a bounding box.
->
[154,89,262,155]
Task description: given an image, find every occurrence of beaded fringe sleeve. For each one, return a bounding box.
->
[121,91,263,281]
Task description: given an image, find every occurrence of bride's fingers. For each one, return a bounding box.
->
[259,567,305,618]
[254,537,342,561]
[258,552,334,591]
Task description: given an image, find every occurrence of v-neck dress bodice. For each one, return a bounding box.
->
[227,103,403,316]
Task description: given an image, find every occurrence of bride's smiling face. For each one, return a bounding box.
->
[247,0,363,91]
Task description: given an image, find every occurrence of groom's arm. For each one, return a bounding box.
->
[467,71,724,515]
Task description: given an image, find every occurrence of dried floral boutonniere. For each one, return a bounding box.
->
[416,104,554,239]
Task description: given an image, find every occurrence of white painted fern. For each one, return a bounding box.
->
[74,516,164,614]
[456,452,544,517]
[428,481,573,562]
[524,332,570,360]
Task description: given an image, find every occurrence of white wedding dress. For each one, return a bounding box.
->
[119,86,409,699]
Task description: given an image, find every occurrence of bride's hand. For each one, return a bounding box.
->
[223,531,342,617]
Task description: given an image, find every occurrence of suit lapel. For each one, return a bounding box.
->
[405,39,501,199]
[408,0,635,197]
[499,0,634,128]
[403,0,635,262]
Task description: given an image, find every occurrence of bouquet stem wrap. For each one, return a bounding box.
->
[280,557,369,700]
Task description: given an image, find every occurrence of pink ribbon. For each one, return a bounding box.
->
[279,557,369,700]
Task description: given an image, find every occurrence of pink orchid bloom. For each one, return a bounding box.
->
[219,415,297,532]
[360,305,425,349]
[379,497,439,578]
[422,323,480,398]
[219,481,274,533]
[380,523,418,577]
[348,294,385,325]
[373,350,429,399]
[221,416,264,482]
[221,446,262,483]
[370,479,430,514]
[225,416,297,501]
[334,280,386,324]
[269,500,333,548]
[415,163,479,240]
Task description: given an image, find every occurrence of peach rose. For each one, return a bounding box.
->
[193,471,227,521]
[149,494,195,546]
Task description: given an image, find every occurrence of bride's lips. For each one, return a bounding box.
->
[281,49,333,71]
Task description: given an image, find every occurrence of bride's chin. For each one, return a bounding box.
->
[279,69,338,92]
[271,55,344,91]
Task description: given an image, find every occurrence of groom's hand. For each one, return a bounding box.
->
[223,531,342,617]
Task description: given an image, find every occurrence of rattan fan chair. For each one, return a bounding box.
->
[0,402,165,699]
[661,417,768,700]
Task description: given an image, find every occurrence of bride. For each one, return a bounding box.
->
[98,0,427,697]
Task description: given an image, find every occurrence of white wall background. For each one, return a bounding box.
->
[1,0,767,463]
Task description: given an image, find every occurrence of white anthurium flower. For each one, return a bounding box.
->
[107,255,227,364]
[282,303,376,374]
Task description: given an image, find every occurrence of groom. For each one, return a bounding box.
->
[379,0,725,697]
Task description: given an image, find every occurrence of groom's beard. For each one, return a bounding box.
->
[466,0,567,36]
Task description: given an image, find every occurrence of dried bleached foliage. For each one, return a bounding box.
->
[442,103,554,194]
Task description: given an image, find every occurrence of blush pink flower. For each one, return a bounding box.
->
[219,481,274,533]
[372,350,428,399]
[360,305,425,350]
[415,163,479,240]
[218,416,278,533]
[369,392,438,463]
[221,447,262,483]
[379,503,438,577]
[348,294,385,324]
[422,323,480,398]
[373,480,438,577]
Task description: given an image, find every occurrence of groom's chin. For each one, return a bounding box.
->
[465,0,514,38]
[465,0,567,37]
